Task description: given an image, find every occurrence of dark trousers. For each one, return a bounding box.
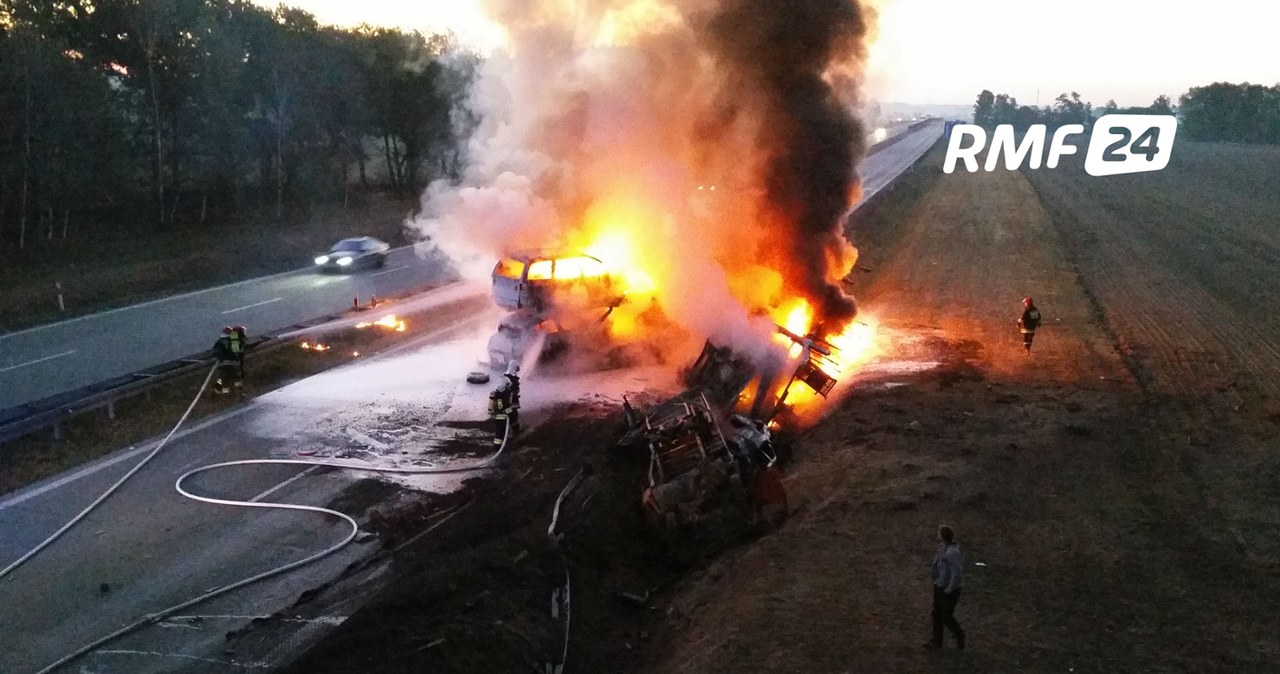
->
[932,586,964,644]
[1022,331,1035,350]
[492,410,518,444]
[215,361,243,391]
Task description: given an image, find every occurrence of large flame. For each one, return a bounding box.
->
[412,0,878,417]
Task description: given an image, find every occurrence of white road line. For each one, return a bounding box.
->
[249,466,319,503]
[372,264,410,277]
[168,614,347,626]
[1,243,418,339]
[222,297,283,314]
[0,406,255,511]
[93,649,268,669]
[1,293,479,511]
[0,349,76,374]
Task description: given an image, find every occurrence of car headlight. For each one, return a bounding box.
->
[336,257,353,266]
[314,255,329,265]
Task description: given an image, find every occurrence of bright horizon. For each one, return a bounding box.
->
[252,0,1280,108]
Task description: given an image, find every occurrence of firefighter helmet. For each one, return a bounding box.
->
[222,325,234,334]
[505,361,520,377]
[1023,296,1034,307]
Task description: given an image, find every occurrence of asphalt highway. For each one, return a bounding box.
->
[0,313,491,674]
[0,245,453,411]
[0,120,943,673]
[0,121,941,413]
[858,119,943,205]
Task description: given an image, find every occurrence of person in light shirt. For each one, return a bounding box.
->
[925,524,966,651]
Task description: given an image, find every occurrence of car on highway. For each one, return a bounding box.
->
[314,237,390,272]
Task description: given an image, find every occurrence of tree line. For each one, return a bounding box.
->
[0,0,478,252]
[972,83,1280,145]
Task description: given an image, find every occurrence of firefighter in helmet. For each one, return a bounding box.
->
[488,361,521,445]
[212,325,247,394]
[1017,296,1042,354]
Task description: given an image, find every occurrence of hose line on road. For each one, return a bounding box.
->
[35,418,512,674]
[0,364,219,582]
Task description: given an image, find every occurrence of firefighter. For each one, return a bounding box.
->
[211,325,246,394]
[488,361,521,445]
[1017,296,1042,354]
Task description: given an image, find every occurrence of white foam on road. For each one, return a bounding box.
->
[247,324,679,494]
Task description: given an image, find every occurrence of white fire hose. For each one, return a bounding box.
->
[2,363,514,674]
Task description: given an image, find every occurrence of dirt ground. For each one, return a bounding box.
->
[633,142,1280,672]
[277,140,1280,673]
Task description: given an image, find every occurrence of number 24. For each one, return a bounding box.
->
[1103,126,1161,161]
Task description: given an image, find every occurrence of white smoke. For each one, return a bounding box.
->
[407,0,872,364]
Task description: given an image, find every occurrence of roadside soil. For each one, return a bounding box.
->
[634,143,1280,672]
[276,141,1280,673]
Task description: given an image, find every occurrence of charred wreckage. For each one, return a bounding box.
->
[619,329,846,541]
[482,251,851,541]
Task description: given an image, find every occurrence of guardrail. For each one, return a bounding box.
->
[855,119,943,213]
[0,283,442,448]
[1,123,945,449]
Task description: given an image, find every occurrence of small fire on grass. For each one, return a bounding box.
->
[300,341,331,352]
[355,314,407,332]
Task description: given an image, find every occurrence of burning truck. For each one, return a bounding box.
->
[481,246,874,544]
[620,322,856,542]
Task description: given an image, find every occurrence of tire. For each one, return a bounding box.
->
[466,371,491,384]
[375,254,387,269]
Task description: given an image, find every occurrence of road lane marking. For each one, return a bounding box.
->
[2,243,422,339]
[0,310,481,510]
[94,649,268,668]
[168,614,347,626]
[372,264,410,277]
[222,297,283,314]
[0,406,254,511]
[0,349,76,374]
[249,466,319,503]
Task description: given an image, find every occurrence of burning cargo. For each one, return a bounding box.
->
[621,327,852,539]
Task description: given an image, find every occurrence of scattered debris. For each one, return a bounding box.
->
[615,589,651,608]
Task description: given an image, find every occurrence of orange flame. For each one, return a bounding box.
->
[356,314,407,332]
[770,298,881,414]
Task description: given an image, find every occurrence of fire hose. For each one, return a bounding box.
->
[2,362,514,674]
[545,467,586,674]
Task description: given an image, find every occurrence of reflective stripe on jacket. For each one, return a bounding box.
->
[1019,307,1041,333]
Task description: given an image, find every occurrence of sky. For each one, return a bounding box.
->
[252,0,1280,107]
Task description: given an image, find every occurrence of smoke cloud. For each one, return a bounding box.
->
[410,0,875,357]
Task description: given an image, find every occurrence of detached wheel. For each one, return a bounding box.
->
[466,371,491,384]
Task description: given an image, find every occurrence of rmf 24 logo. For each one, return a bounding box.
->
[944,115,1177,176]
